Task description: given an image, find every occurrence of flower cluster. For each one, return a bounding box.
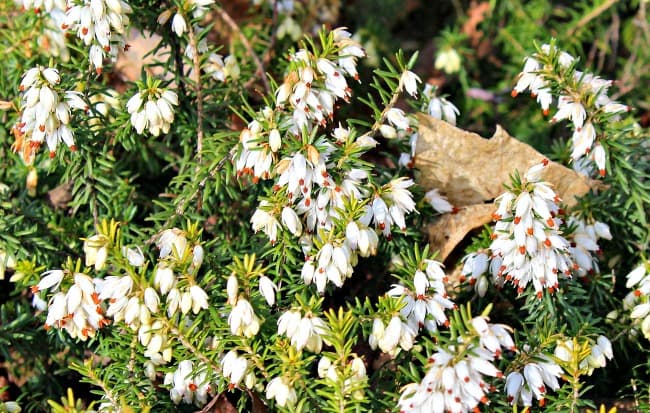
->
[397,315,513,413]
[234,28,420,296]
[225,273,264,338]
[554,335,613,376]
[317,354,367,399]
[127,83,179,136]
[204,54,240,82]
[278,308,329,353]
[157,0,214,37]
[512,43,630,175]
[387,259,455,336]
[32,270,108,341]
[505,352,562,407]
[369,314,416,356]
[165,360,215,406]
[221,350,252,389]
[276,27,365,134]
[61,0,132,74]
[624,263,650,339]
[460,251,491,297]
[490,160,575,297]
[565,217,611,277]
[14,66,86,162]
[32,224,209,369]
[266,376,297,408]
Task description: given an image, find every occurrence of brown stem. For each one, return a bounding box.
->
[186,25,206,213]
[566,0,619,37]
[214,4,270,93]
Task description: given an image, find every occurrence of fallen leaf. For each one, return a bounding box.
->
[415,114,601,207]
[46,182,73,210]
[415,114,603,260]
[425,204,494,261]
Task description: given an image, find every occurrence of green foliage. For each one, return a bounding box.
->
[0,1,648,413]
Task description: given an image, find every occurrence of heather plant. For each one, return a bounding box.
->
[0,1,648,413]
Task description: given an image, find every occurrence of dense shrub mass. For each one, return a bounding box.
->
[0,1,648,412]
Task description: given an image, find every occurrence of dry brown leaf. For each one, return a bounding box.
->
[426,204,494,261]
[46,182,73,210]
[415,114,600,207]
[415,114,602,260]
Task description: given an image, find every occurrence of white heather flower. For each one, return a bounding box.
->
[127,87,178,137]
[490,161,574,297]
[258,276,277,306]
[385,108,410,131]
[156,228,187,259]
[434,48,462,74]
[144,287,160,313]
[39,271,107,340]
[251,201,281,243]
[424,188,454,214]
[552,97,586,129]
[368,315,416,356]
[224,56,240,81]
[278,309,328,353]
[221,351,248,388]
[33,269,64,293]
[401,70,421,97]
[226,274,239,305]
[379,124,397,139]
[397,342,504,413]
[15,66,82,161]
[166,360,214,406]
[189,285,209,314]
[269,128,281,152]
[266,376,297,408]
[62,0,132,73]
[83,234,109,271]
[192,245,204,268]
[124,246,145,266]
[171,13,187,37]
[228,297,261,337]
[505,355,562,407]
[154,265,176,295]
[591,143,607,176]
[281,206,302,236]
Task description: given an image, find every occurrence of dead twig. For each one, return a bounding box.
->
[215,4,270,93]
[566,0,619,37]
